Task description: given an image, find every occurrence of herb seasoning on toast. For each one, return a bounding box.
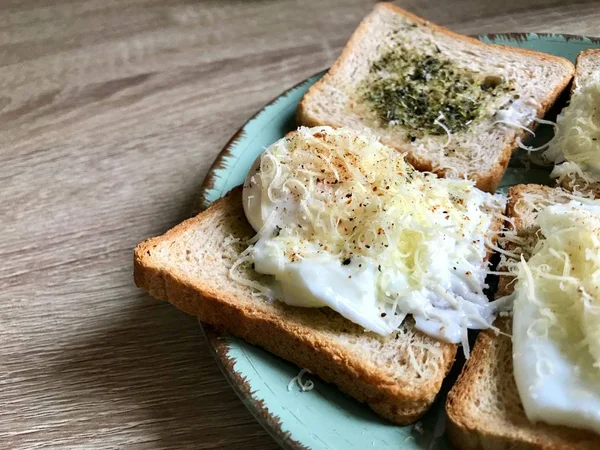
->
[360,46,509,138]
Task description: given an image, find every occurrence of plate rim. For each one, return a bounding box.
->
[195,32,600,449]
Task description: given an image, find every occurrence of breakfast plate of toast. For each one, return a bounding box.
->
[134,3,600,449]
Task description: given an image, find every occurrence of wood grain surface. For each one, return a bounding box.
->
[1,0,599,448]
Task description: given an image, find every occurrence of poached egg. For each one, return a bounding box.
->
[242,126,506,345]
[545,70,600,184]
[512,200,600,434]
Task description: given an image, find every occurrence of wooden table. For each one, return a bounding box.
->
[2,0,598,448]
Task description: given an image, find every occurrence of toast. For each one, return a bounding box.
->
[134,187,459,424]
[297,3,574,192]
[446,184,600,449]
[549,49,600,193]
[134,174,507,425]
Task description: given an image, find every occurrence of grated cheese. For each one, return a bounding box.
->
[545,71,600,186]
[509,198,600,433]
[287,368,314,392]
[432,96,540,176]
[240,126,507,354]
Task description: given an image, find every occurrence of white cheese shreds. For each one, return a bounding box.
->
[287,368,314,392]
[516,136,552,153]
[545,71,600,186]
[508,198,600,434]
[517,202,600,371]
[492,120,536,137]
[423,96,541,178]
[239,126,506,351]
[434,113,452,149]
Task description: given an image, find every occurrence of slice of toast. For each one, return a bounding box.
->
[446,184,600,449]
[134,187,459,425]
[297,3,574,192]
[553,49,600,193]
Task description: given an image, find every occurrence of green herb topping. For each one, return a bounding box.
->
[360,46,509,138]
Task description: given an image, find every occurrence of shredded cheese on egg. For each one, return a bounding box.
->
[545,71,600,186]
[509,200,600,379]
[240,126,506,351]
[499,194,600,435]
[253,127,500,283]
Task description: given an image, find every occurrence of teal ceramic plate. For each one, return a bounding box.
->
[197,33,600,449]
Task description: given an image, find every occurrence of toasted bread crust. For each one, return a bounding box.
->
[578,49,600,57]
[446,319,515,450]
[134,188,457,425]
[297,3,574,193]
[446,184,600,449]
